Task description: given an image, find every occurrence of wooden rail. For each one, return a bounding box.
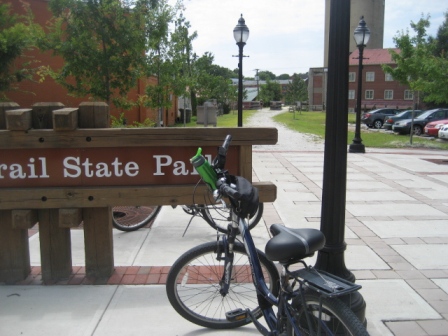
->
[0,102,278,283]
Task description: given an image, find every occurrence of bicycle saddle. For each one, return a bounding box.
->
[265,224,325,264]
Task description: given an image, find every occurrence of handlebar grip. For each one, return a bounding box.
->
[219,181,241,200]
[215,134,232,170]
[221,134,232,153]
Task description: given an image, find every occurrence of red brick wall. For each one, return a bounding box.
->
[5,0,177,126]
[348,64,414,111]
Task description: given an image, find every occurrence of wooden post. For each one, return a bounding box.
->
[32,102,64,129]
[0,210,31,283]
[32,102,72,282]
[0,104,33,283]
[79,102,113,278]
[83,207,114,277]
[53,108,78,131]
[5,109,32,131]
[0,102,20,129]
[38,209,72,281]
[78,102,109,128]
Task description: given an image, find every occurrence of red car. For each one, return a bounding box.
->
[424,118,448,137]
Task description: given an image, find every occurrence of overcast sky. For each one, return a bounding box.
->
[175,0,447,77]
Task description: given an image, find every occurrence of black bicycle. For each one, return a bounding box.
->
[166,134,369,335]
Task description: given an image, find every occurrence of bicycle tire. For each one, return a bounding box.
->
[166,240,280,329]
[112,205,162,232]
[199,202,263,233]
[288,291,369,336]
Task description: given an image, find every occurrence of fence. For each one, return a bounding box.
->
[0,102,277,283]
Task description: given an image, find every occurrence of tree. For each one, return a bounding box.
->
[433,11,448,57]
[0,2,43,98]
[258,70,276,81]
[43,0,151,106]
[143,0,181,125]
[259,79,282,106]
[284,73,307,105]
[277,73,291,80]
[383,14,448,106]
[193,52,236,114]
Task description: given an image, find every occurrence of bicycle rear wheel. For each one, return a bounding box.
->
[288,292,369,336]
[166,241,279,329]
[200,202,263,233]
[112,205,162,231]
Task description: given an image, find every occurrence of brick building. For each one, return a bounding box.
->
[308,48,418,113]
[5,0,177,126]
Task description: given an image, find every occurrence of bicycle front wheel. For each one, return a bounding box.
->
[166,241,279,329]
[288,292,369,336]
[200,202,264,233]
[112,205,162,231]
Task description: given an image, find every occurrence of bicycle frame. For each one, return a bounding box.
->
[222,211,279,334]
[222,209,360,336]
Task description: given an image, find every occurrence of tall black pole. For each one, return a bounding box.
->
[315,0,366,323]
[315,0,352,282]
[349,44,366,153]
[237,42,245,127]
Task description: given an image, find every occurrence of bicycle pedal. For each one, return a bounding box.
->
[225,308,248,322]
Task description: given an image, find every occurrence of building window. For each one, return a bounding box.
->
[365,90,374,99]
[348,90,355,100]
[404,90,413,100]
[384,90,393,100]
[349,72,356,82]
[366,72,375,82]
[385,73,393,81]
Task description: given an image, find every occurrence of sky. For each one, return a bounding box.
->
[175,0,447,77]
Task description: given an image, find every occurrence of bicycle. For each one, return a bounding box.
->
[166,134,369,335]
[111,201,262,233]
[181,201,263,234]
[112,205,162,232]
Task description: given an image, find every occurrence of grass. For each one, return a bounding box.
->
[173,109,448,150]
[173,110,259,128]
[273,110,448,150]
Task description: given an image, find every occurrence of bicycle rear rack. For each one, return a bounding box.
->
[290,268,361,298]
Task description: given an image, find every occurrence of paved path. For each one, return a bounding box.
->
[1,108,448,336]
[246,108,324,151]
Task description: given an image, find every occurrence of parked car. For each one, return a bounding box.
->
[438,124,448,139]
[424,118,448,137]
[383,110,423,131]
[361,108,401,129]
[393,108,448,135]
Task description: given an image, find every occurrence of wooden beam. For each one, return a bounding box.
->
[0,127,278,149]
[0,182,276,209]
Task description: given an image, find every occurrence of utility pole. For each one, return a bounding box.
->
[254,69,260,108]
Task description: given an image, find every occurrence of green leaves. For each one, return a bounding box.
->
[284,74,307,105]
[0,2,43,96]
[45,0,149,104]
[383,13,448,105]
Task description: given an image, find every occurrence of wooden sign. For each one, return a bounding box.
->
[0,146,239,188]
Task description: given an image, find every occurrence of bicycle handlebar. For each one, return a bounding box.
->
[190,135,236,197]
[217,178,241,200]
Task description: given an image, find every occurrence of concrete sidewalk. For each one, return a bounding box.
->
[1,147,448,336]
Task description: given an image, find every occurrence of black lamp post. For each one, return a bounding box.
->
[349,16,370,153]
[233,14,249,127]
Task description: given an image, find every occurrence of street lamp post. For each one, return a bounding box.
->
[349,16,370,153]
[233,14,249,127]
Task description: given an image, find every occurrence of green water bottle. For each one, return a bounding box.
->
[190,148,217,190]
